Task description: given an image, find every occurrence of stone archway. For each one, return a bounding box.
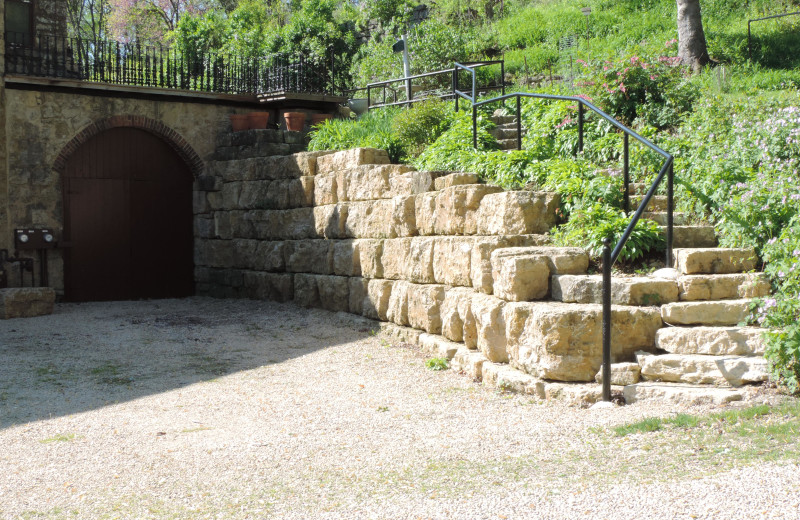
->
[56,117,199,302]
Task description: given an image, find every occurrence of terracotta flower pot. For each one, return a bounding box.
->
[229,114,249,132]
[311,113,333,127]
[247,112,270,130]
[283,111,306,132]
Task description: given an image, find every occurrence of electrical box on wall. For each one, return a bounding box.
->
[14,228,58,250]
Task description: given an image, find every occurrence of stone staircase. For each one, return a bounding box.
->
[628,182,717,248]
[490,111,524,151]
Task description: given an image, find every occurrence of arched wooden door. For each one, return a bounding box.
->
[62,127,194,302]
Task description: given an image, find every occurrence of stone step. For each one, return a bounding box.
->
[497,138,520,150]
[631,194,668,212]
[664,225,718,248]
[678,273,770,301]
[627,182,649,196]
[656,326,765,356]
[637,352,768,387]
[492,114,517,125]
[490,127,525,140]
[642,211,687,226]
[551,274,679,306]
[661,299,752,326]
[623,382,744,405]
[674,248,758,275]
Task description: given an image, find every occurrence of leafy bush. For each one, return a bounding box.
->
[308,109,403,162]
[553,203,664,262]
[391,99,454,160]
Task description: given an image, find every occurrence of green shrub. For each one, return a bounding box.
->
[391,99,454,160]
[307,109,403,162]
[553,203,664,262]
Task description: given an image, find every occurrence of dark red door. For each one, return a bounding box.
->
[63,127,194,301]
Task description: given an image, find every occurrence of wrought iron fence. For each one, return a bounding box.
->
[4,32,337,96]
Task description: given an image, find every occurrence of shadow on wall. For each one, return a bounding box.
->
[0,297,374,429]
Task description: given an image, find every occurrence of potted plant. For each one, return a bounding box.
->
[282,111,306,132]
[247,112,270,129]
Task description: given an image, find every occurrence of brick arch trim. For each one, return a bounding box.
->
[53,115,204,177]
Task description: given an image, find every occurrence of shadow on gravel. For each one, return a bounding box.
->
[0,297,374,429]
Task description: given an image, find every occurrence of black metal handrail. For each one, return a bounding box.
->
[748,11,800,61]
[4,32,337,97]
[366,60,504,110]
[455,62,674,402]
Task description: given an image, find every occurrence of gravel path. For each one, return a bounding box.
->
[1,297,798,519]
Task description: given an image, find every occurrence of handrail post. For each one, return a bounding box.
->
[748,21,752,61]
[666,160,674,268]
[501,60,506,97]
[453,67,458,111]
[516,95,522,151]
[623,133,630,214]
[577,102,584,154]
[602,237,612,402]
[472,105,478,149]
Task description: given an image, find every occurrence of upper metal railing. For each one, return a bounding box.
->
[365,60,504,110]
[4,32,338,96]
[455,62,675,402]
[747,11,800,61]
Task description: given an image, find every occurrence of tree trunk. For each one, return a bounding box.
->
[676,0,710,71]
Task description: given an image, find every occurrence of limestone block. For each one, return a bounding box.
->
[407,283,447,334]
[677,273,771,301]
[283,240,332,274]
[232,239,259,269]
[419,333,460,360]
[656,326,765,356]
[222,181,243,209]
[381,238,412,280]
[433,237,474,287]
[552,274,679,306]
[470,235,551,293]
[357,239,384,279]
[195,239,234,268]
[193,191,211,214]
[317,275,350,312]
[332,240,361,277]
[661,299,751,326]
[440,287,474,343]
[390,170,433,197]
[243,272,293,302]
[253,241,285,272]
[434,172,478,190]
[348,277,369,315]
[237,180,272,209]
[471,294,508,363]
[637,352,769,387]
[214,211,233,239]
[387,280,411,326]
[391,195,418,238]
[298,176,315,207]
[294,273,320,308]
[493,247,589,275]
[406,237,436,284]
[345,200,397,239]
[671,225,717,249]
[543,383,603,405]
[254,151,324,179]
[491,254,550,301]
[316,148,390,173]
[415,192,438,236]
[476,191,561,235]
[451,347,488,380]
[674,248,757,275]
[482,363,546,397]
[434,184,504,235]
[314,174,338,205]
[0,288,55,319]
[313,204,349,239]
[623,382,743,405]
[505,303,662,382]
[249,208,315,240]
[363,279,394,321]
[194,216,214,239]
[594,362,641,386]
[344,164,416,201]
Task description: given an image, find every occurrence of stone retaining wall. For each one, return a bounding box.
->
[195,145,663,383]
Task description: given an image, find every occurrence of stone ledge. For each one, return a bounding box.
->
[0,288,56,319]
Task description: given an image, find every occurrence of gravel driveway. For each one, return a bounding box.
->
[1,297,798,519]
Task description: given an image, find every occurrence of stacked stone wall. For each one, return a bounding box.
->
[196,144,664,383]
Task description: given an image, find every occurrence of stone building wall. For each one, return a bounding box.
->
[194,143,664,385]
[0,87,261,290]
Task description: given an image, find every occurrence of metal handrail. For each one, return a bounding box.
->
[366,60,504,110]
[455,62,674,402]
[748,11,800,61]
